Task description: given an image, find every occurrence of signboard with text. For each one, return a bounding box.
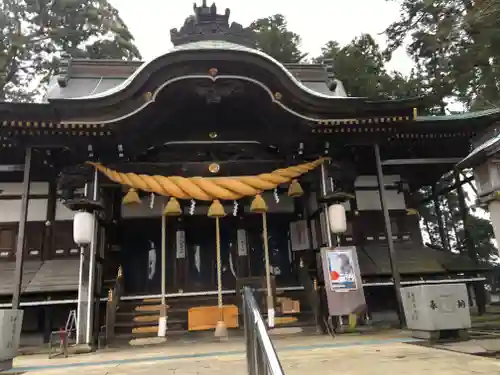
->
[0,309,24,367]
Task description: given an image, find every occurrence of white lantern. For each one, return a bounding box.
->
[328,204,347,234]
[73,212,95,245]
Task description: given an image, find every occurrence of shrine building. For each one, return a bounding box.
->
[0,2,495,346]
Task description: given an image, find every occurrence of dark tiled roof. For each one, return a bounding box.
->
[46,59,341,100]
[0,259,79,296]
[0,261,42,295]
[457,128,500,169]
[358,242,488,276]
[24,259,80,293]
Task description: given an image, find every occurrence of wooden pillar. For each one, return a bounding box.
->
[86,169,100,347]
[432,184,449,250]
[42,300,52,344]
[12,147,32,309]
[455,171,486,315]
[374,144,405,327]
[42,177,57,261]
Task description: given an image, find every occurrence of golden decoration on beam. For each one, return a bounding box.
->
[143,91,153,102]
[208,163,220,174]
[88,157,328,201]
[406,208,419,216]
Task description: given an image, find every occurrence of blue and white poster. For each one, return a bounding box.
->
[326,248,358,291]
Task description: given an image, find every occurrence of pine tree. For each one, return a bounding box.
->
[250,14,307,63]
[0,0,141,101]
[385,0,500,111]
[314,34,425,100]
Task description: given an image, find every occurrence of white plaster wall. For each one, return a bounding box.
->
[55,201,75,221]
[355,175,406,211]
[308,175,406,214]
[355,191,406,211]
[355,175,401,188]
[0,182,77,223]
[0,182,49,195]
[488,201,500,256]
[0,199,47,222]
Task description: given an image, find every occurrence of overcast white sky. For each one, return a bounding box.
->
[110,0,413,75]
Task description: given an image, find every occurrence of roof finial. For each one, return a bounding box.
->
[171,2,255,47]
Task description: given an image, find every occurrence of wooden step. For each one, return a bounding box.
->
[117,310,163,317]
[135,304,162,312]
[275,316,298,325]
[116,320,158,328]
[113,328,187,342]
[143,298,161,304]
[132,325,159,334]
[115,318,187,329]
[133,314,160,323]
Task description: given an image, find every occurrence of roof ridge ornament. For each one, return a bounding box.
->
[170,2,255,47]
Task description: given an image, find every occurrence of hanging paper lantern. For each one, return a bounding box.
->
[328,204,347,234]
[73,211,95,245]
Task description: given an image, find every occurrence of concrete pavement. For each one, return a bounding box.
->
[6,332,500,375]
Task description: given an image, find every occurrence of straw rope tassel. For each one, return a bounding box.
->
[262,212,274,329]
[161,206,167,306]
[216,217,222,313]
[214,216,227,338]
[158,204,168,338]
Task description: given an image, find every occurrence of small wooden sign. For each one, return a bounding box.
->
[237,229,248,256]
[289,220,310,251]
[176,230,186,259]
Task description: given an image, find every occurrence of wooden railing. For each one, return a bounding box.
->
[104,265,124,346]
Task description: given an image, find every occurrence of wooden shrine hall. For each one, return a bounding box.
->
[0,1,495,348]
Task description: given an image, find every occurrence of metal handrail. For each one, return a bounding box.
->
[242,287,284,375]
